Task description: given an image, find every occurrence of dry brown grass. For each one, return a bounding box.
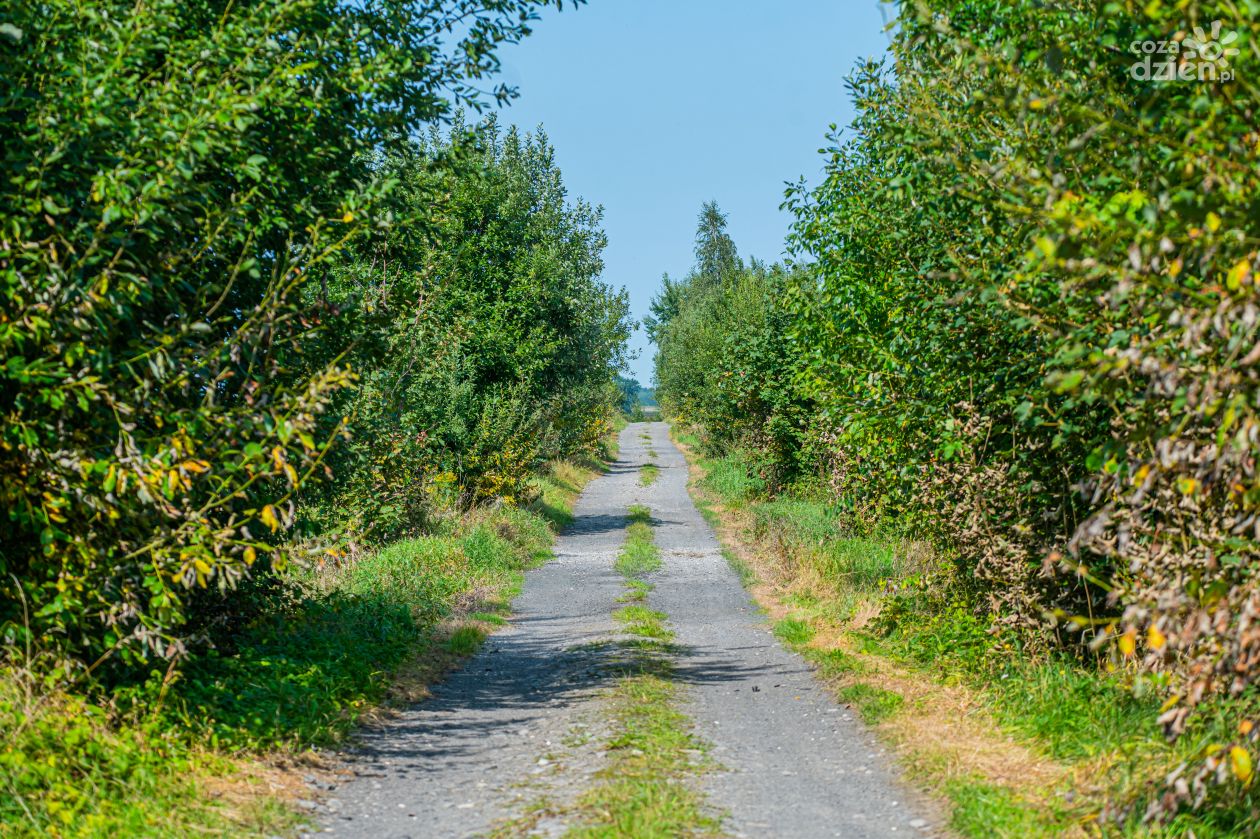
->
[199,751,330,821]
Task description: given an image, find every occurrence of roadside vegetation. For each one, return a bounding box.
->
[652,3,1260,832]
[0,1,629,834]
[2,460,607,835]
[679,438,1140,836]
[9,0,1260,834]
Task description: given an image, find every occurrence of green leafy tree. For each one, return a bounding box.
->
[617,376,644,415]
[653,206,812,486]
[308,117,631,543]
[643,273,685,343]
[646,203,741,343]
[692,201,742,291]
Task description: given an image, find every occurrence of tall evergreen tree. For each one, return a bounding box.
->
[693,201,740,290]
[646,202,740,344]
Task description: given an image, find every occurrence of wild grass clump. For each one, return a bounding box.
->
[700,455,765,504]
[616,509,661,579]
[945,780,1059,839]
[835,683,904,725]
[570,671,716,839]
[751,499,904,590]
[772,618,814,647]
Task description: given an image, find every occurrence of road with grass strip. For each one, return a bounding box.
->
[315,422,936,838]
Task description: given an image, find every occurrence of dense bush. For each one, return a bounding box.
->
[789,0,1260,718]
[0,0,585,671]
[657,0,1260,820]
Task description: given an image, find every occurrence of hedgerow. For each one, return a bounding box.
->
[0,0,625,680]
[651,204,812,487]
[655,0,1260,823]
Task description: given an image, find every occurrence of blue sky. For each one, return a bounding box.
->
[492,0,894,384]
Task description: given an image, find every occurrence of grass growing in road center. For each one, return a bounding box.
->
[615,506,660,577]
[639,463,660,486]
[571,669,716,839]
[569,506,719,838]
[613,605,674,642]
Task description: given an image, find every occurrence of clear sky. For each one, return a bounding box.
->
[492,0,894,385]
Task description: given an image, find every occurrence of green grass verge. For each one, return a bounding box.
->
[771,618,900,724]
[533,459,608,531]
[174,507,554,751]
[835,683,905,725]
[772,617,814,647]
[946,779,1063,839]
[671,428,702,450]
[446,625,489,657]
[700,454,765,505]
[676,433,1260,837]
[0,684,300,838]
[803,647,866,678]
[2,452,608,837]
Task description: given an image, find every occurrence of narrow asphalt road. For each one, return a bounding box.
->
[314,422,936,838]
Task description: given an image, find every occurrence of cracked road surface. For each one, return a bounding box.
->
[316,422,936,838]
